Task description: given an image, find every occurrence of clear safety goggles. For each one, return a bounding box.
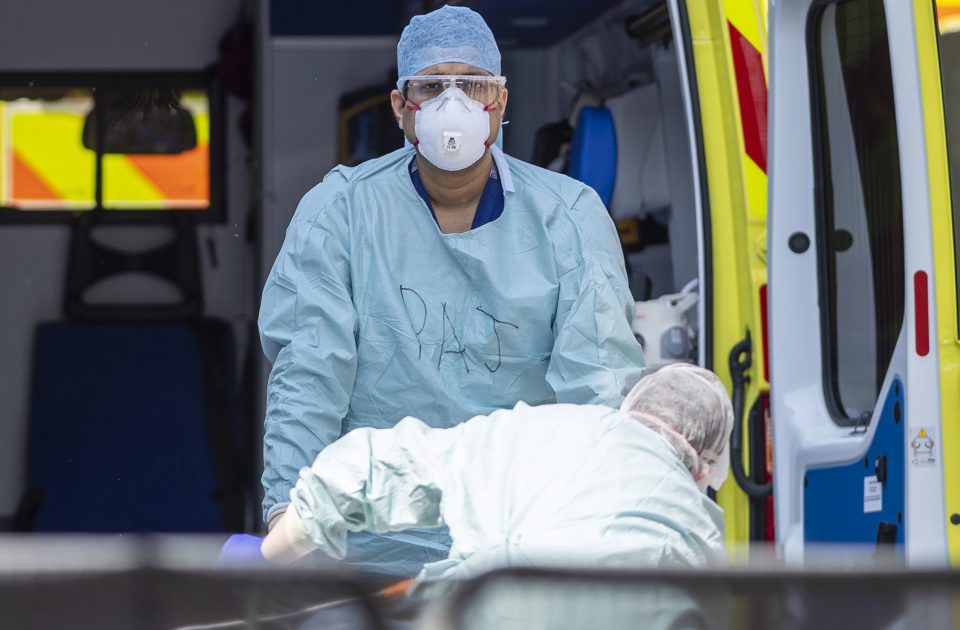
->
[397,74,507,107]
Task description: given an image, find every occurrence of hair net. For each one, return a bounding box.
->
[397,5,502,78]
[620,364,734,491]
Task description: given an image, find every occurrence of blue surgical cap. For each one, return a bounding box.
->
[397,5,501,78]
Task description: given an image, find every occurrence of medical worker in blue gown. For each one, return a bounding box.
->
[257,4,645,580]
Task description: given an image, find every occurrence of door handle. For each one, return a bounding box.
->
[728,330,773,498]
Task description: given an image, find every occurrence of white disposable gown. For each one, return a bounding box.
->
[289,402,726,585]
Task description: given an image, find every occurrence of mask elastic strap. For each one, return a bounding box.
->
[482,103,497,148]
[403,101,421,146]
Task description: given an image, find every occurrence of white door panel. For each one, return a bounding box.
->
[769,0,945,563]
[768,0,834,557]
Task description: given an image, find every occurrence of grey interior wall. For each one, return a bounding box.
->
[654,43,699,291]
[500,49,561,161]
[0,0,250,519]
[259,37,400,265]
[0,0,242,70]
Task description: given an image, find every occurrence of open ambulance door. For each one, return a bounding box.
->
[667,0,772,548]
[768,0,956,564]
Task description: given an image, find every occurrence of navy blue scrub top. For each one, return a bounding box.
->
[409,157,505,230]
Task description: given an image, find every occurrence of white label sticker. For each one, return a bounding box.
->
[864,475,882,513]
[442,131,463,153]
[910,426,937,467]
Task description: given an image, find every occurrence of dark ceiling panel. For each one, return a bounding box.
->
[270,1,403,37]
[464,0,628,48]
[269,0,630,47]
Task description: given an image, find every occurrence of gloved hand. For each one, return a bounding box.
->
[218,533,266,566]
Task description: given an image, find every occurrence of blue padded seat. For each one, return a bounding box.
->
[566,105,618,207]
[24,321,240,532]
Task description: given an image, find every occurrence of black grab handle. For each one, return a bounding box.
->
[728,330,773,499]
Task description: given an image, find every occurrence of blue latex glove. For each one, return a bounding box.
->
[218,534,265,566]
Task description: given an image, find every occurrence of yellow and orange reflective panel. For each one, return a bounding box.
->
[1,90,209,211]
[1,93,96,210]
[101,92,210,210]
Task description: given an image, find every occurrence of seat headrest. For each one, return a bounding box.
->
[566,106,617,207]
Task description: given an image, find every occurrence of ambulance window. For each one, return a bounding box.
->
[99,89,211,211]
[811,0,905,422]
[936,2,960,337]
[0,76,220,218]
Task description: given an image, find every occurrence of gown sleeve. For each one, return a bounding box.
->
[546,185,646,406]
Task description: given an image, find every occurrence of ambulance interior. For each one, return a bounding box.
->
[531,1,702,367]
[0,0,700,535]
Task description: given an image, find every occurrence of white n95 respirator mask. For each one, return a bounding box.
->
[413,87,492,171]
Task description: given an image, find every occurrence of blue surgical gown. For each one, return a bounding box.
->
[259,145,645,576]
